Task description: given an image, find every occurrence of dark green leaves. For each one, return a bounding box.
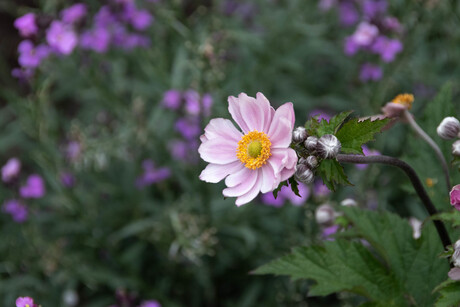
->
[317,159,352,191]
[336,117,390,155]
[272,177,300,199]
[305,111,352,137]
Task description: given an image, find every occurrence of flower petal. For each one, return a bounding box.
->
[199,161,244,183]
[235,174,263,206]
[268,148,297,177]
[260,165,276,193]
[256,92,276,132]
[268,102,295,148]
[198,138,238,164]
[228,95,251,133]
[225,166,252,188]
[223,169,258,197]
[203,118,242,142]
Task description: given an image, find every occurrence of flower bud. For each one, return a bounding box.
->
[451,184,460,211]
[315,204,336,226]
[295,164,314,184]
[340,198,357,207]
[453,140,460,157]
[453,239,460,267]
[437,117,460,140]
[316,134,341,159]
[304,136,318,153]
[305,155,318,169]
[292,126,308,143]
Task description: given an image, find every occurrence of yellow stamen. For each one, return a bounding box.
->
[236,130,271,169]
[392,93,414,110]
[426,178,436,188]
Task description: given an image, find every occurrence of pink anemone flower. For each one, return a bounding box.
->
[199,92,298,206]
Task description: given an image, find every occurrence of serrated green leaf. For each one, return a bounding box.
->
[305,111,353,137]
[272,180,289,199]
[317,159,352,191]
[254,239,405,304]
[288,176,300,197]
[435,281,460,307]
[304,116,321,136]
[336,117,390,154]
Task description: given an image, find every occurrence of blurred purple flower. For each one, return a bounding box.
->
[322,225,339,240]
[2,158,21,182]
[94,6,117,27]
[20,174,46,199]
[162,90,182,110]
[175,118,201,140]
[61,3,88,24]
[3,200,28,223]
[14,13,38,37]
[362,0,387,19]
[309,109,331,122]
[202,93,213,117]
[355,145,381,169]
[60,172,76,188]
[136,160,170,188]
[338,1,359,26]
[313,180,331,197]
[169,140,188,160]
[46,21,78,55]
[371,36,403,62]
[130,10,153,31]
[344,36,360,56]
[261,183,310,207]
[11,67,34,81]
[139,300,161,307]
[184,90,201,115]
[359,63,383,82]
[80,27,111,53]
[18,40,50,68]
[66,141,82,161]
[351,21,379,47]
[382,16,402,33]
[120,33,150,50]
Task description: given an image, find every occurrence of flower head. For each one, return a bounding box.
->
[199,93,297,206]
[61,3,87,24]
[14,13,38,37]
[451,185,460,211]
[3,200,28,223]
[46,21,78,55]
[381,93,414,118]
[20,174,46,199]
[391,93,414,109]
[2,157,21,182]
[16,296,34,307]
[139,300,161,307]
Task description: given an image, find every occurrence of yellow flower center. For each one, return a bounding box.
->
[236,130,271,169]
[392,93,414,110]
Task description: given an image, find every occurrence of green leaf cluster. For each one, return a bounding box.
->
[254,207,448,305]
[317,159,352,191]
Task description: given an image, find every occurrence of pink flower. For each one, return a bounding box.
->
[2,157,21,182]
[14,13,38,37]
[450,184,460,211]
[46,21,78,55]
[16,296,34,307]
[199,93,298,206]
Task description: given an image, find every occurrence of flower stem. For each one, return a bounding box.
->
[336,154,452,250]
[403,110,451,193]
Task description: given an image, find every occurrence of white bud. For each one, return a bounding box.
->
[340,198,357,207]
[453,239,460,267]
[63,289,79,307]
[295,164,314,184]
[292,126,308,143]
[305,155,318,169]
[437,117,460,140]
[453,140,460,157]
[304,136,318,153]
[315,204,336,226]
[408,217,422,239]
[316,134,341,159]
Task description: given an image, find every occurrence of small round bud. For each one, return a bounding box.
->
[453,240,460,267]
[63,289,79,307]
[340,198,357,207]
[453,140,460,157]
[437,117,460,140]
[295,164,314,184]
[305,155,318,169]
[304,136,318,153]
[315,204,336,226]
[292,126,308,143]
[316,134,341,159]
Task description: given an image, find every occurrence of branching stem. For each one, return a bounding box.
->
[336,154,452,250]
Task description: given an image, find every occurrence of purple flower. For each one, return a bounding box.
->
[382,16,402,33]
[18,40,50,68]
[362,0,387,19]
[130,10,153,31]
[308,109,331,122]
[359,63,383,82]
[16,296,36,307]
[94,6,117,27]
[60,172,76,188]
[66,141,82,161]
[136,160,170,188]
[61,3,88,24]
[162,90,182,110]
[14,13,38,37]
[202,93,213,117]
[139,300,161,307]
[261,183,310,207]
[11,67,34,81]
[322,225,339,240]
[169,140,188,160]
[184,90,201,115]
[80,28,111,53]
[344,36,360,56]
[338,1,359,26]
[46,21,78,55]
[2,158,21,182]
[371,36,403,62]
[175,118,201,140]
[351,21,379,47]
[3,200,28,223]
[355,145,381,169]
[450,184,460,211]
[20,174,46,199]
[313,180,331,197]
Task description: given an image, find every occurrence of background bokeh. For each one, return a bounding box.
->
[1,0,459,306]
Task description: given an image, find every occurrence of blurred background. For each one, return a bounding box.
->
[0,0,459,306]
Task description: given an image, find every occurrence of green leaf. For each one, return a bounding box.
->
[288,176,301,197]
[317,159,352,191]
[435,281,460,307]
[336,117,390,154]
[254,239,405,304]
[304,116,321,136]
[433,211,460,227]
[272,181,288,199]
[316,111,353,136]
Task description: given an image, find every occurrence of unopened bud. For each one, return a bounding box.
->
[340,198,357,207]
[292,126,308,143]
[315,204,336,226]
[304,136,318,153]
[316,134,341,159]
[453,140,460,157]
[453,240,460,267]
[305,155,318,169]
[437,117,460,140]
[295,164,314,184]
